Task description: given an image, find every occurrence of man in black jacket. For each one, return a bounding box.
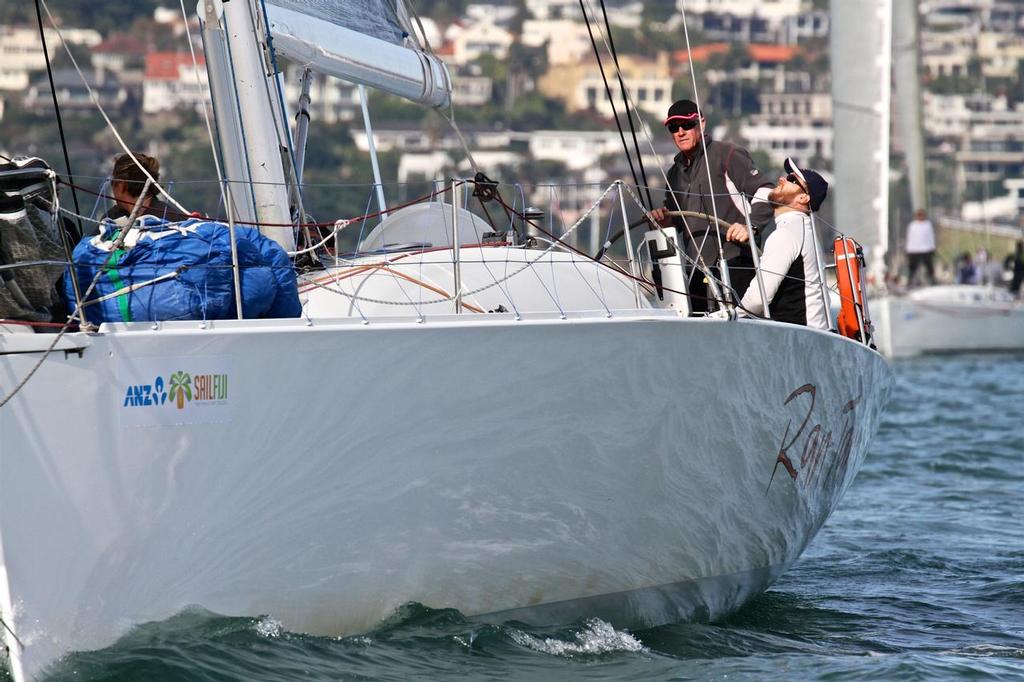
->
[649,99,774,313]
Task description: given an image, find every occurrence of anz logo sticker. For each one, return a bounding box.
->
[123,371,228,410]
[119,358,233,426]
[123,376,169,407]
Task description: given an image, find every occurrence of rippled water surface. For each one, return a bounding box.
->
[35,355,1024,680]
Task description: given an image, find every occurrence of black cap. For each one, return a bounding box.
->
[664,99,701,125]
[784,157,828,213]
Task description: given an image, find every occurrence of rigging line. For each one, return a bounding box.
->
[33,0,84,241]
[0,185,155,410]
[59,174,454,229]
[596,0,654,209]
[437,106,479,175]
[678,0,728,289]
[496,182,752,313]
[618,181,750,311]
[578,0,643,200]
[37,0,189,216]
[576,0,712,280]
[402,0,435,53]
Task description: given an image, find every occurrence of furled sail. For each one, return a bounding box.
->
[830,0,892,276]
[893,0,927,214]
[264,0,451,107]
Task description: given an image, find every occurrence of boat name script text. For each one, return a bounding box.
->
[767,383,860,494]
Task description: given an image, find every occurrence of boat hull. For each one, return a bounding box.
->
[874,286,1024,358]
[0,313,891,680]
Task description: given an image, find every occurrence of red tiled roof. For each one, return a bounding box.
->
[94,34,147,55]
[748,44,802,63]
[145,52,205,80]
[673,43,803,65]
[673,43,729,63]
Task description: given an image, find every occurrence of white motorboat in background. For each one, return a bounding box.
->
[874,284,1024,358]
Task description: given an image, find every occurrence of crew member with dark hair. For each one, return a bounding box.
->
[739,158,830,329]
[649,99,774,313]
[104,152,172,222]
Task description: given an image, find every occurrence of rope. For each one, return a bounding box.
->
[299,183,620,307]
[1,189,156,409]
[33,0,84,243]
[37,0,188,216]
[575,0,718,285]
[57,177,454,231]
[597,0,653,209]
[578,0,644,204]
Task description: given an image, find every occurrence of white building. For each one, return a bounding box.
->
[280,64,361,124]
[141,52,208,114]
[451,66,493,107]
[24,68,128,112]
[353,124,517,155]
[525,0,582,21]
[520,19,592,65]
[675,0,803,25]
[756,91,831,125]
[739,122,833,166]
[465,4,520,25]
[923,93,1024,138]
[0,26,62,91]
[921,29,974,79]
[540,53,673,119]
[976,31,1024,79]
[960,178,1024,222]
[397,151,455,187]
[444,19,513,65]
[527,130,624,171]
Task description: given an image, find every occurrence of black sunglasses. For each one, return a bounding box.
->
[786,173,807,192]
[666,119,699,133]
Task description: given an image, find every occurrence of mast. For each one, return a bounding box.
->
[830,0,893,282]
[200,0,295,251]
[893,0,927,214]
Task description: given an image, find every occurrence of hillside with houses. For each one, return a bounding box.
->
[1,0,1022,231]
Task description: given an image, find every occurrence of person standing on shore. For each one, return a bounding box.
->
[905,208,936,287]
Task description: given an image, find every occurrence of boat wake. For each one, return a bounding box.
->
[506,618,646,657]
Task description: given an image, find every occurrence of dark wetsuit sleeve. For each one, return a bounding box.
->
[725,146,774,228]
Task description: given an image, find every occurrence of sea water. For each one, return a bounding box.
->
[35,354,1024,681]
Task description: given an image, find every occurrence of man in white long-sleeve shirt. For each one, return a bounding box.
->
[740,158,830,329]
[905,208,936,286]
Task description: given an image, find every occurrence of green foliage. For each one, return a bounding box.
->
[642,0,677,24]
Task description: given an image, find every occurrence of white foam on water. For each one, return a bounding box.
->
[509,618,646,657]
[254,616,283,638]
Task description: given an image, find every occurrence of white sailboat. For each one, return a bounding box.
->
[834,0,1024,358]
[0,1,892,680]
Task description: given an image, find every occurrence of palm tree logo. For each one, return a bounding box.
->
[168,371,192,409]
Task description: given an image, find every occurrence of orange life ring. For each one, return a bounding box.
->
[833,237,865,341]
